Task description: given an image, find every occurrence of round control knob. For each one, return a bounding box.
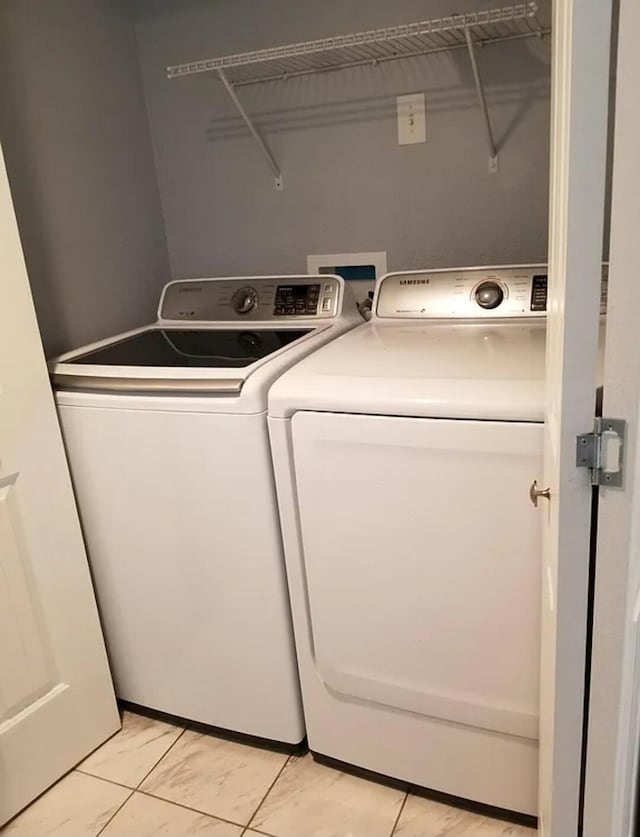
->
[475,281,504,310]
[232,286,258,314]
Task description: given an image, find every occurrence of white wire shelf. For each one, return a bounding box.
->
[167,3,546,86]
[166,3,549,189]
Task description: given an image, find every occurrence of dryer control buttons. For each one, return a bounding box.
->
[232,286,259,314]
[530,274,548,312]
[474,281,504,310]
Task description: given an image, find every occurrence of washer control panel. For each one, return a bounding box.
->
[159,275,342,322]
[273,283,320,316]
[375,266,549,320]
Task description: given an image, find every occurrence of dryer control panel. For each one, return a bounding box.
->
[375,265,548,320]
[159,275,343,322]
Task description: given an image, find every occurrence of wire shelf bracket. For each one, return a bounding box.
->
[464,27,499,173]
[217,69,283,190]
[167,3,548,186]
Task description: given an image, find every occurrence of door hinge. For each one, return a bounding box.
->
[576,417,626,487]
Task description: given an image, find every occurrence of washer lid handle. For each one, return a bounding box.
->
[52,375,244,396]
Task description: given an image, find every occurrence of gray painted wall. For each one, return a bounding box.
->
[133,0,552,283]
[0,0,170,357]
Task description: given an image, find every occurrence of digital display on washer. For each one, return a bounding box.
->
[274,284,320,316]
[67,329,312,368]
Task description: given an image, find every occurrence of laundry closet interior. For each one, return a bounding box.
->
[2,1,622,836]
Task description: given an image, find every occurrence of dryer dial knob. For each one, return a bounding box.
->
[475,281,504,310]
[232,287,259,314]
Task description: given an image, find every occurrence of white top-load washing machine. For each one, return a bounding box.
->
[52,275,360,745]
[268,265,548,811]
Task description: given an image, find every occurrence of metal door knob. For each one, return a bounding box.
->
[529,480,551,508]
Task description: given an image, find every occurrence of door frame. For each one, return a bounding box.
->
[538,0,612,833]
[583,0,640,833]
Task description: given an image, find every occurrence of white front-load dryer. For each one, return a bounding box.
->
[268,265,548,809]
[51,275,361,745]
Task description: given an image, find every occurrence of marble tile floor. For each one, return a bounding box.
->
[1,710,537,837]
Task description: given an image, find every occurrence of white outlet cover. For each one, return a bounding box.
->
[397,93,426,145]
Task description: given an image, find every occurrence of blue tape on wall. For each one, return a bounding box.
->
[319,265,377,281]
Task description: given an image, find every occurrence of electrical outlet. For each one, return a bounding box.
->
[397,93,426,145]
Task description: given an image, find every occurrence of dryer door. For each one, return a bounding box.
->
[291,410,543,741]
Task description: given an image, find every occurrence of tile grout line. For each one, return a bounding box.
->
[92,724,188,837]
[389,790,409,837]
[135,726,187,790]
[136,787,247,831]
[132,724,251,830]
[244,753,293,833]
[95,787,135,837]
[83,715,290,833]
[74,768,134,791]
[1,767,129,836]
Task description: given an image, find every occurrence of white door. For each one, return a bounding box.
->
[583,0,640,833]
[0,146,119,825]
[537,1,612,835]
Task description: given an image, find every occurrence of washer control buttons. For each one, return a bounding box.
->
[474,281,504,310]
[273,284,320,316]
[232,286,259,314]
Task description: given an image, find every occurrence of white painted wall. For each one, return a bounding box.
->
[133,0,552,280]
[0,0,170,357]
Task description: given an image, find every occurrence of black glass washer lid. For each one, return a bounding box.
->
[68,328,313,369]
